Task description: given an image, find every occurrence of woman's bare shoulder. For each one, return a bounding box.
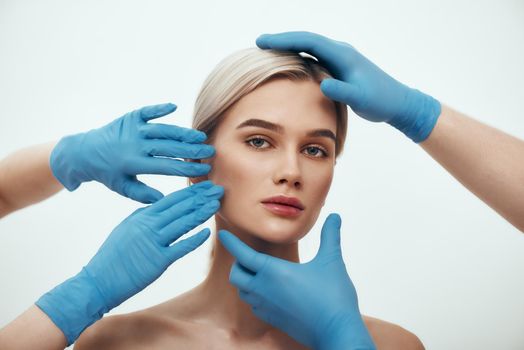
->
[74,310,187,350]
[74,287,208,349]
[363,315,425,350]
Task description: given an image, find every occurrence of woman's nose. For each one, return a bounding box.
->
[273,149,303,189]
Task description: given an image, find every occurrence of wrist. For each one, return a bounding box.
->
[50,132,89,191]
[317,313,376,350]
[35,268,109,345]
[389,88,441,143]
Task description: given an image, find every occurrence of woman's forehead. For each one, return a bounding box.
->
[221,79,337,134]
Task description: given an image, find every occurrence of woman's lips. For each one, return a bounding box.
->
[261,202,303,217]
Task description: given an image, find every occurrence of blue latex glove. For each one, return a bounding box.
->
[36,180,223,345]
[256,31,441,143]
[219,213,376,350]
[51,103,214,203]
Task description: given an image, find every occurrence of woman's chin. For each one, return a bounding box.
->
[249,227,306,245]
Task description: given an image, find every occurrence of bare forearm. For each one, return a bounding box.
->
[420,104,524,232]
[0,305,67,350]
[0,142,63,218]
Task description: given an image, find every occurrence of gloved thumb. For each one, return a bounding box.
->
[119,179,164,204]
[138,103,177,122]
[316,213,342,259]
[320,78,360,107]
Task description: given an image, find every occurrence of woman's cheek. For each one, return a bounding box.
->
[312,165,334,193]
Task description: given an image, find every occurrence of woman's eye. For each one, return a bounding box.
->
[245,137,329,158]
[303,146,328,158]
[246,137,270,149]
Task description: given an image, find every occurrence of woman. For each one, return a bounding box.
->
[75,48,423,349]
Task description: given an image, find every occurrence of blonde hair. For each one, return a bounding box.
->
[191,48,348,155]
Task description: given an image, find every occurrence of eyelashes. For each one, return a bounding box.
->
[244,136,330,158]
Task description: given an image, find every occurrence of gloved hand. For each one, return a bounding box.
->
[50,103,214,203]
[256,31,441,143]
[219,213,376,350]
[36,180,223,345]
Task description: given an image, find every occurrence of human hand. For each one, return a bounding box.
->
[36,180,223,345]
[257,31,441,142]
[219,213,376,350]
[50,103,214,203]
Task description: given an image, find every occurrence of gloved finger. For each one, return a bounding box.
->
[140,123,207,144]
[256,31,340,65]
[124,157,211,177]
[129,207,147,218]
[148,180,214,213]
[136,103,177,122]
[316,213,342,258]
[238,290,262,307]
[167,228,211,262]
[145,139,215,160]
[320,79,362,107]
[256,31,324,52]
[155,185,223,228]
[157,200,220,246]
[117,178,164,204]
[230,262,255,291]
[218,230,271,273]
[256,31,356,79]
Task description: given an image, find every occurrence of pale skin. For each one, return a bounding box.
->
[420,104,524,232]
[0,142,62,218]
[0,143,65,350]
[0,305,67,350]
[73,78,424,349]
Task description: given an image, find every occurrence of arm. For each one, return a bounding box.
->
[420,105,524,232]
[0,103,214,218]
[0,305,67,350]
[0,181,223,349]
[0,142,63,218]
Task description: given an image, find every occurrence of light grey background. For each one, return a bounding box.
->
[1,1,523,349]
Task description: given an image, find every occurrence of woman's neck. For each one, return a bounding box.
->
[197,214,300,339]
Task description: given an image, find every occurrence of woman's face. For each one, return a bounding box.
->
[199,77,338,244]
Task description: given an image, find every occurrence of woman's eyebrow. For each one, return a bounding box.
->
[236,118,336,142]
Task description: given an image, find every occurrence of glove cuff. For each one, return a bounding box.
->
[389,88,442,143]
[35,267,109,345]
[50,133,89,191]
